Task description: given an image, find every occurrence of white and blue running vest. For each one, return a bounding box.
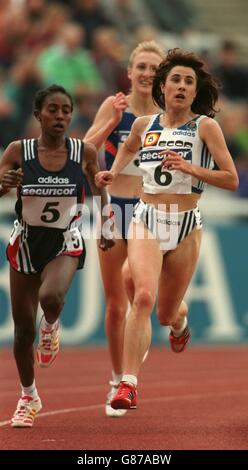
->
[139,114,214,194]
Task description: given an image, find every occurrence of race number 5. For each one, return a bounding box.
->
[41,202,60,223]
[63,227,83,251]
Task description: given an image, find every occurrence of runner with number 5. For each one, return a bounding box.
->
[0,84,114,427]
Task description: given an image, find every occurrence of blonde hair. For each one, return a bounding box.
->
[128,40,165,68]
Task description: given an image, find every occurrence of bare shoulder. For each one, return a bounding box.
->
[97,95,116,114]
[7,140,22,151]
[132,115,154,135]
[1,140,22,164]
[83,141,97,157]
[85,96,117,129]
[199,116,221,137]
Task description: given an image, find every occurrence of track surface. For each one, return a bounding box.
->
[1,346,248,450]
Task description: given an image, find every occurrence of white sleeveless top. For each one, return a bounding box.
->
[139,114,214,194]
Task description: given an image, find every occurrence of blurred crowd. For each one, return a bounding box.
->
[0,0,248,197]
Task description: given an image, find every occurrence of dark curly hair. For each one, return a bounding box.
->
[152,48,219,117]
[34,84,73,114]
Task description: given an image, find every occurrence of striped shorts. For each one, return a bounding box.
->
[132,200,202,252]
[6,219,86,274]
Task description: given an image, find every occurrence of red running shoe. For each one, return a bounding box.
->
[169,325,191,353]
[111,381,137,410]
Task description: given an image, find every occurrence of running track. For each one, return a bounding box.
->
[1,346,248,450]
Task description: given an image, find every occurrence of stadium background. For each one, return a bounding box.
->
[0,0,248,347]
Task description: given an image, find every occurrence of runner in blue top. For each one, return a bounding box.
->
[0,84,114,427]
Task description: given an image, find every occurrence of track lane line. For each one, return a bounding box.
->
[1,389,248,427]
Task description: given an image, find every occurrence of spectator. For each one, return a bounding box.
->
[103,0,146,44]
[71,0,113,50]
[92,27,130,96]
[23,2,69,51]
[3,52,43,140]
[0,6,29,70]
[218,101,248,197]
[143,0,196,33]
[213,40,248,101]
[37,22,104,95]
[69,89,97,138]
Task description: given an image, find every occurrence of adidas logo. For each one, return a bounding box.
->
[38,176,69,184]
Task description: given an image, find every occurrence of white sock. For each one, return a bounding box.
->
[122,374,137,387]
[42,316,58,331]
[112,371,122,385]
[21,380,38,399]
[171,316,187,337]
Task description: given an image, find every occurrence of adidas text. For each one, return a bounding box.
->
[38,176,69,184]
